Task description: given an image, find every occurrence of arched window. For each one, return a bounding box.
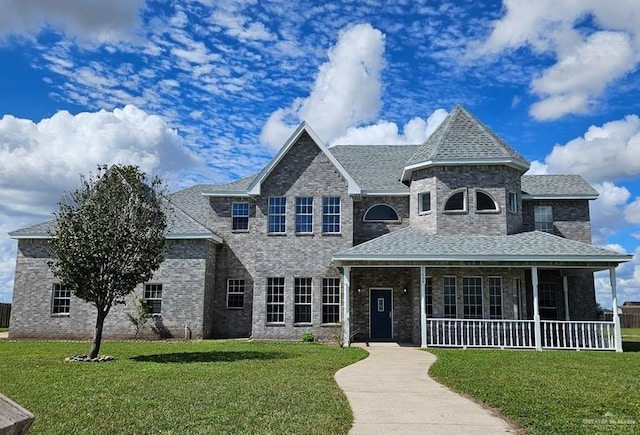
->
[476,190,499,212]
[444,191,466,211]
[363,204,400,222]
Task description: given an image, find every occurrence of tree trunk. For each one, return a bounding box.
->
[89,309,107,359]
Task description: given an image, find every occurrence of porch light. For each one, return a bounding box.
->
[402,288,409,295]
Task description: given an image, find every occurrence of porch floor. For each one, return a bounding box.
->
[334,343,515,434]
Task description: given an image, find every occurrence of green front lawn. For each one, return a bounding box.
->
[0,340,366,434]
[428,332,640,434]
[0,327,7,332]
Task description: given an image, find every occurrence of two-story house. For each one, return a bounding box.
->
[8,105,631,350]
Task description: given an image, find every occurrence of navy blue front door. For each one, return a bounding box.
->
[370,289,392,340]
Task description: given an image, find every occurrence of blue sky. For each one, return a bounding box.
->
[1,0,639,308]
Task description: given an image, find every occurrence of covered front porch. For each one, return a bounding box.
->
[340,265,623,351]
[333,229,631,352]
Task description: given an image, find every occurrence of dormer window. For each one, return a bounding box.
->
[444,190,466,212]
[418,192,431,214]
[364,204,400,222]
[476,190,499,212]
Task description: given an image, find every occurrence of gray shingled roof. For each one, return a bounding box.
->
[202,174,257,195]
[329,145,418,193]
[333,227,629,263]
[9,198,219,241]
[521,175,598,198]
[405,105,530,170]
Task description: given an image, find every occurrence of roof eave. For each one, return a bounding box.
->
[201,191,251,198]
[333,254,632,263]
[167,233,223,243]
[401,158,530,181]
[522,194,599,200]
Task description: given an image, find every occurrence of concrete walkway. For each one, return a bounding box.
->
[0,331,7,339]
[335,343,516,434]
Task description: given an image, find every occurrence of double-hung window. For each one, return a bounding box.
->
[227,279,245,309]
[443,276,456,318]
[419,192,431,213]
[322,278,340,324]
[268,197,286,233]
[489,277,502,319]
[534,206,553,233]
[294,278,312,324]
[266,277,285,324]
[425,276,433,317]
[232,202,249,231]
[322,197,341,233]
[462,277,482,319]
[144,284,163,315]
[51,283,71,315]
[295,197,313,233]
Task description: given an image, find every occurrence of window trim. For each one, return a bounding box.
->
[226,279,245,309]
[267,197,286,234]
[322,196,341,234]
[294,277,313,325]
[443,276,457,319]
[534,205,554,233]
[489,276,502,319]
[425,276,433,317]
[444,189,467,213]
[462,276,483,319]
[295,196,314,234]
[363,203,401,223]
[144,283,163,316]
[322,277,341,325]
[231,202,250,232]
[266,277,285,325]
[418,192,431,214]
[507,191,518,213]
[51,283,71,316]
[475,189,500,213]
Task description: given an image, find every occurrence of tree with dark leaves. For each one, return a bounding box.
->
[49,164,168,358]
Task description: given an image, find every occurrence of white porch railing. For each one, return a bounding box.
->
[427,319,617,351]
[541,320,616,351]
[427,319,535,349]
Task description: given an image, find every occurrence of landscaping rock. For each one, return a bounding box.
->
[64,354,115,362]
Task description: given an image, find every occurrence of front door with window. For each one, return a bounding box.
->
[370,289,392,340]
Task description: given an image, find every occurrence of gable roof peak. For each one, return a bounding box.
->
[401,105,530,181]
[246,121,361,196]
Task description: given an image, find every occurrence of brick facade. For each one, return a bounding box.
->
[9,125,604,343]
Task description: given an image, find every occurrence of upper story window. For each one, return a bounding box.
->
[418,192,431,213]
[534,205,553,233]
[227,279,245,309]
[476,190,498,212]
[507,192,518,213]
[295,197,313,234]
[322,197,341,234]
[444,190,466,212]
[363,204,400,222]
[268,197,286,233]
[232,202,249,231]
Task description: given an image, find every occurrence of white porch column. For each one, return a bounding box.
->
[610,267,623,352]
[420,266,427,348]
[532,267,542,351]
[342,266,351,347]
[563,275,570,321]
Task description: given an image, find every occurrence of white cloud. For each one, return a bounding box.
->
[476,0,640,120]
[536,115,640,183]
[331,109,448,146]
[260,23,385,148]
[0,0,146,43]
[0,105,198,217]
[624,197,640,225]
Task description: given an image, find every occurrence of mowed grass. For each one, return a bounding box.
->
[428,329,640,434]
[0,340,366,434]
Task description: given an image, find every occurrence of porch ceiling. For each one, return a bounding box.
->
[333,228,631,270]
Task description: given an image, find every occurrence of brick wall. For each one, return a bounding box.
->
[9,239,210,339]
